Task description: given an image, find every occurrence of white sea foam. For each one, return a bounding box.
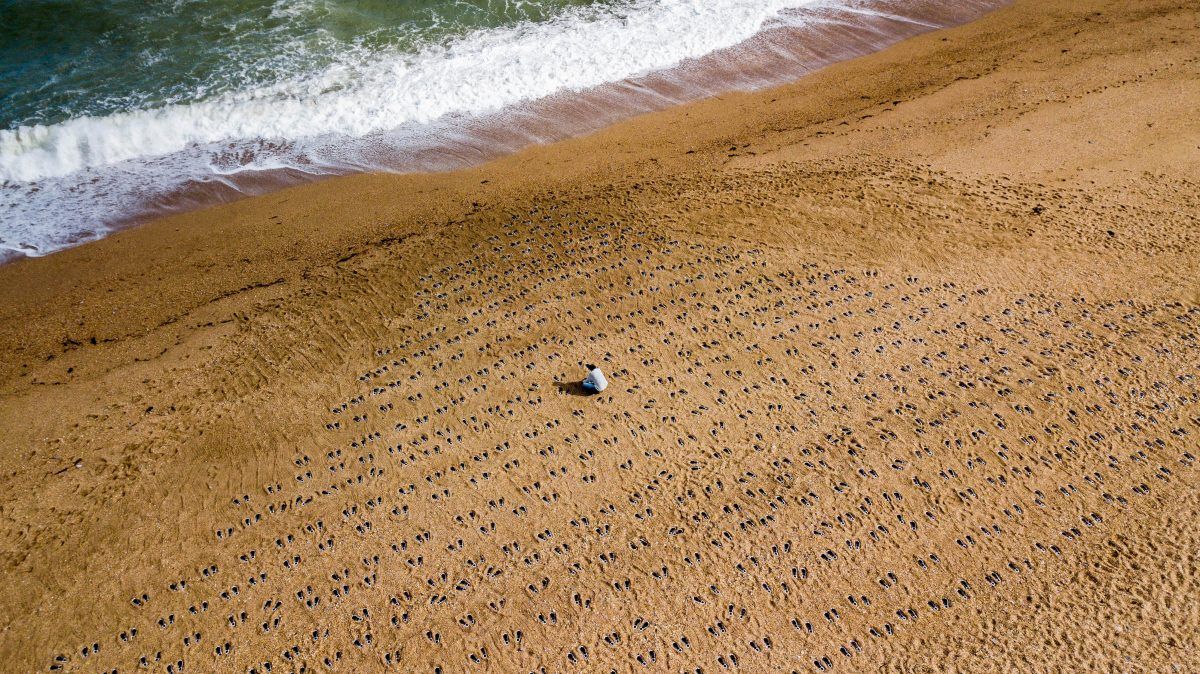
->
[0,0,808,184]
[0,0,1003,259]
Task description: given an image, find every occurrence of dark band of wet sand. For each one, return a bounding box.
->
[0,0,1006,261]
[1,0,1198,672]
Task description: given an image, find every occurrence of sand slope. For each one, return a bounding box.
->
[1,1,1198,672]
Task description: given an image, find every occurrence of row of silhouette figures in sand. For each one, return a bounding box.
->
[39,213,1200,674]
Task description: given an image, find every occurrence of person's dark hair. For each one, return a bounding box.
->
[586,364,597,370]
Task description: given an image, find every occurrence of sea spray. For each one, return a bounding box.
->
[0,0,1004,258]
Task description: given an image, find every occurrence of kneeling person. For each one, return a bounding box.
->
[582,364,608,393]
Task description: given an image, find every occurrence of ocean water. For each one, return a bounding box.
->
[0,0,1003,260]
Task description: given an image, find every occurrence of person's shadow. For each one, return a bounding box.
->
[554,381,592,396]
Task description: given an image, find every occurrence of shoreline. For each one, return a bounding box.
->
[3,0,1197,393]
[1,0,1006,261]
[1,0,1198,671]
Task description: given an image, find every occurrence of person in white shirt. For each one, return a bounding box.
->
[581,364,608,393]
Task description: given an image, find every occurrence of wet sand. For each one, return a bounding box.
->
[1,0,1199,672]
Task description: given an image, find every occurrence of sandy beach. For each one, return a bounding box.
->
[2,0,1199,672]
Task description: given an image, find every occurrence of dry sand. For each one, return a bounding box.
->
[2,0,1199,672]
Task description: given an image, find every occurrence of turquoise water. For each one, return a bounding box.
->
[1,0,601,129]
